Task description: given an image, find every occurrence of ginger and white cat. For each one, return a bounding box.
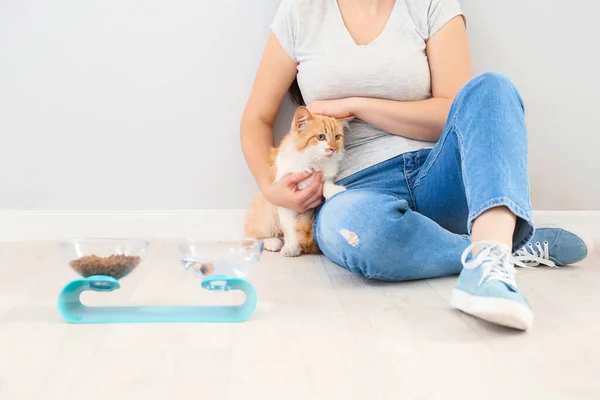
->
[244,106,349,257]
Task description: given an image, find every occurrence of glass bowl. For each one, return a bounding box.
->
[178,238,264,280]
[59,238,149,280]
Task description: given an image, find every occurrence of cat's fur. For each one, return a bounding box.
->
[244,106,349,257]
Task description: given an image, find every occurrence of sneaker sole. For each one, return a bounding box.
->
[451,289,534,331]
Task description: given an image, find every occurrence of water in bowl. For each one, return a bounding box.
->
[181,258,254,279]
[179,239,263,279]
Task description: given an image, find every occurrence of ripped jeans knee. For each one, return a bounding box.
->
[315,190,413,280]
[338,229,360,247]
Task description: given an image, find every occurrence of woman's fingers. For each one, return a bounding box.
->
[295,172,322,202]
[305,198,323,210]
[283,170,314,188]
[303,192,324,210]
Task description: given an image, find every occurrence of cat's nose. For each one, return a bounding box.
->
[326,147,335,153]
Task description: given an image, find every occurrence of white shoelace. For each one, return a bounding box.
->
[461,241,518,287]
[512,241,556,268]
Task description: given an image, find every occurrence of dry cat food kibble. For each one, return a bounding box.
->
[196,263,214,276]
[69,254,141,279]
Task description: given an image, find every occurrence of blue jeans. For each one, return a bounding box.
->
[314,72,535,281]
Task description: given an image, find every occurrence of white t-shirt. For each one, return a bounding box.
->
[270,0,464,180]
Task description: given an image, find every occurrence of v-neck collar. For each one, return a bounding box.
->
[332,0,398,47]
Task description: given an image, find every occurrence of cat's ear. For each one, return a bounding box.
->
[338,116,354,128]
[292,106,313,132]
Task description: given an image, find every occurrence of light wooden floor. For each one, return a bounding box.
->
[1,240,599,400]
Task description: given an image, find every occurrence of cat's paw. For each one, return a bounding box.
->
[280,243,302,257]
[323,184,346,200]
[263,238,283,252]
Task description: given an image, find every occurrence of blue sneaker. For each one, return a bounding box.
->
[452,242,534,331]
[513,227,593,267]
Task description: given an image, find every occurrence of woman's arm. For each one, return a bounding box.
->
[241,32,296,191]
[241,32,323,212]
[308,16,472,142]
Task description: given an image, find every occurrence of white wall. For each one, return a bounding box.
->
[0,0,293,210]
[0,0,598,211]
[460,0,600,210]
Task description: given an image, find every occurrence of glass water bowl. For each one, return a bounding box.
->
[178,239,264,280]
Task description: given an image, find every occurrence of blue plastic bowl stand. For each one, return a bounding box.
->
[57,275,258,324]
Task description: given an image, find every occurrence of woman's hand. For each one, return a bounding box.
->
[263,171,323,213]
[307,98,356,119]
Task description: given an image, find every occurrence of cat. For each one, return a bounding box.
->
[244,106,350,257]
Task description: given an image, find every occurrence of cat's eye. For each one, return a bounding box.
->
[316,134,326,141]
[335,134,341,140]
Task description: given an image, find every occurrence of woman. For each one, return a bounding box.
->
[240,0,590,330]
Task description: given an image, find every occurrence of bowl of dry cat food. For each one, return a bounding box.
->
[60,238,149,280]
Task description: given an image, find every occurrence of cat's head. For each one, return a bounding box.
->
[289,106,351,158]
